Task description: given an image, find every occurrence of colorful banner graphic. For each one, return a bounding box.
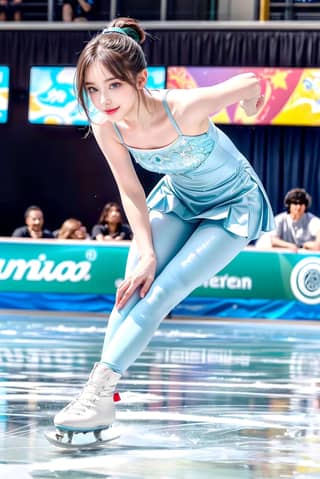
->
[167,67,320,126]
[0,240,318,305]
[28,66,166,125]
[0,66,9,124]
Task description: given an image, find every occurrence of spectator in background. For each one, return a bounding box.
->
[57,218,89,240]
[62,0,95,21]
[0,0,22,21]
[271,188,320,251]
[92,202,132,242]
[12,205,54,239]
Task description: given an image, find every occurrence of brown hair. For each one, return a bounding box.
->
[76,17,147,120]
[58,218,85,240]
[284,188,311,212]
[98,202,122,225]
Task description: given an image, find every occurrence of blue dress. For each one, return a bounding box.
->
[113,91,274,241]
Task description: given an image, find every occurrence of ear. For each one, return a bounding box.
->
[136,69,148,90]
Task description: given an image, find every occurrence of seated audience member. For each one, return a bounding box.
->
[0,0,22,21]
[12,205,54,239]
[62,0,95,21]
[92,202,132,242]
[271,188,320,251]
[57,218,89,240]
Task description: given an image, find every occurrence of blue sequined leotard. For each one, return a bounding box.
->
[113,90,274,241]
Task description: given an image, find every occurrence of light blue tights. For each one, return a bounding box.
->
[101,210,248,374]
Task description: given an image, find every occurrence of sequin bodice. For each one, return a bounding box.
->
[112,90,216,175]
[127,122,216,174]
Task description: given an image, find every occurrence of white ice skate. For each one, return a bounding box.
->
[45,362,121,449]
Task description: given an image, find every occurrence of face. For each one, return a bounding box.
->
[71,224,87,240]
[85,62,147,121]
[289,201,306,221]
[25,209,44,232]
[105,206,121,224]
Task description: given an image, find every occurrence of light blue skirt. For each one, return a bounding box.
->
[147,127,275,241]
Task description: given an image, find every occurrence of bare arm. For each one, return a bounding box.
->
[173,73,262,128]
[92,122,156,307]
[271,235,298,252]
[303,229,320,251]
[77,0,92,12]
[95,233,106,242]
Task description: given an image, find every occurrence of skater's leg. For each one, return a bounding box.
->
[103,210,197,344]
[102,221,248,373]
[54,211,196,432]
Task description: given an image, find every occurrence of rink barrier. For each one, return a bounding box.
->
[0,238,319,319]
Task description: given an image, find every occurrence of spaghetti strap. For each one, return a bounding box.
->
[112,122,125,145]
[162,90,183,136]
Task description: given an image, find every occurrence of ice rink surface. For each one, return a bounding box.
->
[0,310,320,478]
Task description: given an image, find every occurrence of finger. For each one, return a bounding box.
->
[116,281,139,308]
[140,276,154,298]
[115,280,131,306]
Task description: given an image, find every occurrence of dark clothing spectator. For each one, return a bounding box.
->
[91,223,132,241]
[62,0,95,21]
[12,205,54,239]
[0,0,22,21]
[12,226,54,239]
[91,202,133,242]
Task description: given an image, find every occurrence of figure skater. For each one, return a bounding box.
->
[53,17,274,439]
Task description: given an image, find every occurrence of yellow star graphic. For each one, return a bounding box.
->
[269,70,289,90]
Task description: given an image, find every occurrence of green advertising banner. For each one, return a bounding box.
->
[0,240,319,305]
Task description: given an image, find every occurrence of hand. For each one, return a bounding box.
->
[288,243,298,253]
[240,95,264,116]
[302,241,318,251]
[116,254,157,309]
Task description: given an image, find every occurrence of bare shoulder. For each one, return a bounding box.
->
[91,118,117,142]
[165,88,193,112]
[91,120,125,154]
[165,88,209,132]
[90,120,134,177]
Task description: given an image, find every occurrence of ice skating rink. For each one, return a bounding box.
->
[0,310,320,479]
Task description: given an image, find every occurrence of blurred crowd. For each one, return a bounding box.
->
[7,188,320,251]
[0,0,96,22]
[11,202,133,242]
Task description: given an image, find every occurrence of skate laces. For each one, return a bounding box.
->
[68,378,113,414]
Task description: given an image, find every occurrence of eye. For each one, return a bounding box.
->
[109,82,122,90]
[86,86,98,94]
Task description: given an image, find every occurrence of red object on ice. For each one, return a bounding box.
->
[113,392,121,402]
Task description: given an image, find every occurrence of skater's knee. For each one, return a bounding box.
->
[146,274,189,310]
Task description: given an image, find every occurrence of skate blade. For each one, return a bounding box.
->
[44,427,120,450]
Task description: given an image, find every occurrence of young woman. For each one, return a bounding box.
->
[91,202,132,241]
[53,17,274,437]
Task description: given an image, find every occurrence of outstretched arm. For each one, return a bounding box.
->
[173,72,263,128]
[92,122,156,308]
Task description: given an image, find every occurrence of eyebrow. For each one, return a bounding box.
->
[85,76,117,86]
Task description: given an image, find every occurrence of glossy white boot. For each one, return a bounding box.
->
[54,362,121,433]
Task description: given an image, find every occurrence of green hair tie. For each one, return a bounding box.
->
[102,26,140,44]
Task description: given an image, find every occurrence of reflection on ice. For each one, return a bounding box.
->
[0,313,320,478]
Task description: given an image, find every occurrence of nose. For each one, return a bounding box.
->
[100,90,111,106]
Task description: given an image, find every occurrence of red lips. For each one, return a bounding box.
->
[105,107,119,115]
